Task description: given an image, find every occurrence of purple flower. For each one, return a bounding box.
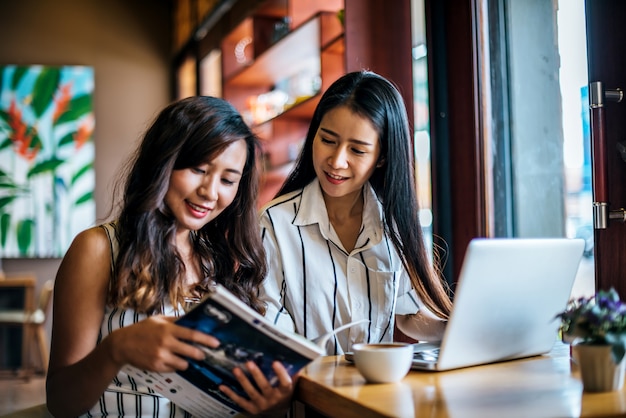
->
[557,288,626,363]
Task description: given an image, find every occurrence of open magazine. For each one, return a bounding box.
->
[123,283,362,417]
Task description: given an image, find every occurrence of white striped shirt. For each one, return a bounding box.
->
[259,179,445,355]
[81,222,192,418]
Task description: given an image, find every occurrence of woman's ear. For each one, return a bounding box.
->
[376,157,386,168]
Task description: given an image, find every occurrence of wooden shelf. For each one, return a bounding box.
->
[258,93,321,123]
[323,34,345,55]
[224,15,321,88]
[221,4,345,206]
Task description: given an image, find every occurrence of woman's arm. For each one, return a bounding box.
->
[395,292,447,342]
[46,227,119,416]
[394,266,447,342]
[46,227,219,417]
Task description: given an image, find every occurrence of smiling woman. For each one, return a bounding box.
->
[165,138,247,248]
[259,70,452,356]
[45,96,297,418]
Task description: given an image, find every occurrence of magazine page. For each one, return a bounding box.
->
[124,284,324,417]
[123,365,244,417]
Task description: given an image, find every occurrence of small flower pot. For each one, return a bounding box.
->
[572,344,626,392]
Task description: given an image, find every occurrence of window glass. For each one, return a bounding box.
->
[411,0,433,255]
[558,0,594,298]
[486,0,593,298]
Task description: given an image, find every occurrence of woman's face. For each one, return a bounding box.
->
[165,139,247,233]
[312,106,381,200]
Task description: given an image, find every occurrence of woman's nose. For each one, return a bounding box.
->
[198,177,219,201]
[328,148,349,169]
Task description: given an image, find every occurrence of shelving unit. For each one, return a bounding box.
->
[220,1,345,206]
[175,0,413,208]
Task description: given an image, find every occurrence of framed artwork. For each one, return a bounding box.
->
[0,65,95,258]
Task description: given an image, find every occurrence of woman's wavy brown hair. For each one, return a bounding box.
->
[109,96,266,314]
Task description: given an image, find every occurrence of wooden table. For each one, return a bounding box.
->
[296,342,626,417]
[0,273,37,377]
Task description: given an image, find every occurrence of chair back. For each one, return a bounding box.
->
[37,280,54,318]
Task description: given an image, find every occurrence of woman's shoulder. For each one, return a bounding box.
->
[259,189,304,217]
[58,225,113,283]
[69,225,110,253]
[67,222,121,257]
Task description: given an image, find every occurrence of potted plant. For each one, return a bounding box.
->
[556,288,626,392]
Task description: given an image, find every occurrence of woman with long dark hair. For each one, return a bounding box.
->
[47,96,293,417]
[260,71,452,354]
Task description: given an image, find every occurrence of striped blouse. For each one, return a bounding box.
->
[259,179,446,355]
[81,222,192,418]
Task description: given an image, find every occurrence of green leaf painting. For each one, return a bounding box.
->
[0,65,95,257]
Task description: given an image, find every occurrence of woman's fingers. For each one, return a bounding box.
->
[245,361,275,395]
[272,361,297,389]
[219,361,294,415]
[219,381,255,411]
[114,316,220,372]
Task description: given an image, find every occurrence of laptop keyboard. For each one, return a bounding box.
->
[414,348,440,361]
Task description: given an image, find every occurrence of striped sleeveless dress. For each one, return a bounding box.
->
[82,222,192,418]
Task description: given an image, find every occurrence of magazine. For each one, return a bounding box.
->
[123,283,327,417]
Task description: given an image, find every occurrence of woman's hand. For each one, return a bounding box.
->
[108,316,220,373]
[219,361,296,417]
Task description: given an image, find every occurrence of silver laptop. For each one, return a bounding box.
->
[347,237,585,371]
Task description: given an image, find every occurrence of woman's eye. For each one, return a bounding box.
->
[352,148,366,155]
[321,138,334,144]
[221,178,236,186]
[191,167,205,174]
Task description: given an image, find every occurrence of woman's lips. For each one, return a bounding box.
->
[186,200,212,217]
[325,171,348,185]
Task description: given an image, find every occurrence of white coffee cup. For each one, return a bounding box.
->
[352,342,413,383]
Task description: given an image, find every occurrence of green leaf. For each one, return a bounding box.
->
[55,94,92,125]
[27,157,64,177]
[71,162,93,185]
[17,218,34,255]
[0,109,9,125]
[604,333,626,364]
[0,182,19,190]
[31,67,61,118]
[10,67,28,90]
[0,213,9,247]
[30,130,43,149]
[75,191,93,205]
[612,342,626,364]
[0,196,17,211]
[57,132,75,147]
[0,138,11,150]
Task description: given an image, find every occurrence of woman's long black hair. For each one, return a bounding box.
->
[279,71,452,318]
